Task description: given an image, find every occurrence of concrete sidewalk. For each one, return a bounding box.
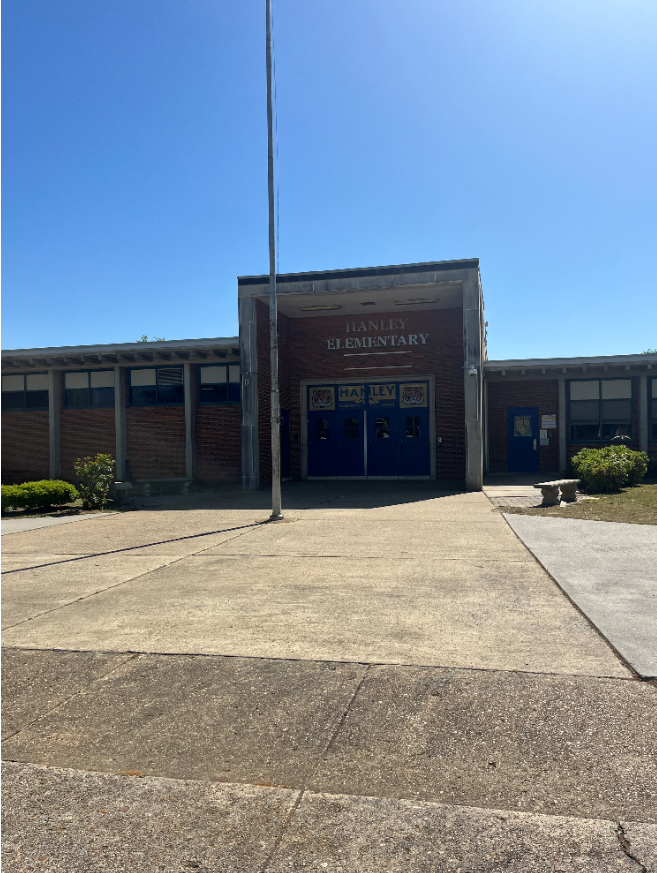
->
[505,514,657,678]
[2,482,655,870]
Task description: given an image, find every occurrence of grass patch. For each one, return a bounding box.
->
[504,483,657,525]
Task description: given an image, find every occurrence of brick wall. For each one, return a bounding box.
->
[61,409,116,480]
[194,359,242,483]
[487,380,560,473]
[256,302,466,482]
[126,406,186,480]
[1,411,50,483]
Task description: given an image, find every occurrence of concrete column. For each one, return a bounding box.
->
[558,376,567,473]
[483,378,489,476]
[184,362,196,481]
[239,295,260,489]
[462,269,484,491]
[639,374,648,453]
[114,366,127,480]
[48,369,61,479]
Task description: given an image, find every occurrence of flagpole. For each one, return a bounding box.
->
[266,0,283,520]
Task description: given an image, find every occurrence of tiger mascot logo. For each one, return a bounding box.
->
[401,385,424,405]
[311,389,333,409]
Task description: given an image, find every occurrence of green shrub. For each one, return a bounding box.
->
[74,453,115,509]
[1,480,79,511]
[571,445,649,493]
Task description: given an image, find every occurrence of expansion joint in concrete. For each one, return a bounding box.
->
[616,823,648,871]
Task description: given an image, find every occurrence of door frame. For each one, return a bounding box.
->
[300,374,436,480]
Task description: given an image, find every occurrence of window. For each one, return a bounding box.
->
[344,417,360,439]
[568,379,633,442]
[2,373,49,410]
[315,418,329,440]
[406,416,421,438]
[64,370,114,408]
[130,367,184,406]
[375,417,390,438]
[198,364,240,403]
[651,378,657,442]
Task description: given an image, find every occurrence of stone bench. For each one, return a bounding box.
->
[533,479,580,507]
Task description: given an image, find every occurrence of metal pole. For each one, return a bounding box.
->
[266,0,283,520]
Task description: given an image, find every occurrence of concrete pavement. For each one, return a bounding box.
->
[2,482,656,870]
[505,514,657,678]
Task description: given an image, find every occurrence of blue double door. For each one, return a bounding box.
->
[307,382,431,478]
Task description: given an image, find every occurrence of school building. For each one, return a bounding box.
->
[3,259,656,490]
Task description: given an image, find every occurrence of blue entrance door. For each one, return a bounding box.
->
[367,381,431,477]
[337,410,365,475]
[308,386,338,476]
[506,407,539,472]
[398,407,430,476]
[367,410,398,475]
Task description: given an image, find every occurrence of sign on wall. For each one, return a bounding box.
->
[400,383,428,408]
[309,387,335,411]
[541,414,557,429]
[368,383,396,407]
[338,385,365,407]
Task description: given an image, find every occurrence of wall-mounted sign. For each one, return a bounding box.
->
[400,383,428,408]
[309,386,335,411]
[337,385,365,408]
[327,334,428,350]
[368,383,396,407]
[541,415,557,429]
[540,429,548,439]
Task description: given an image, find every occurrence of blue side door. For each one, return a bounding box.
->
[506,407,539,472]
[398,407,431,476]
[367,410,398,475]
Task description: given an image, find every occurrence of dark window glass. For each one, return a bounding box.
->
[600,423,633,441]
[158,385,184,404]
[200,384,228,403]
[65,388,91,407]
[570,423,600,441]
[2,392,26,410]
[315,418,329,440]
[228,383,241,402]
[406,416,421,437]
[652,422,657,440]
[131,385,158,406]
[91,387,115,406]
[375,417,390,438]
[601,399,631,421]
[570,400,600,421]
[26,390,50,409]
[344,417,360,439]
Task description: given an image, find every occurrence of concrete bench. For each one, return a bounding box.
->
[533,479,580,506]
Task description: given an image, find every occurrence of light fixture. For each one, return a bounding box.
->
[394,298,439,306]
[300,304,341,311]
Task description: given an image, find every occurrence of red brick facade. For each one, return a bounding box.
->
[61,409,116,481]
[487,380,560,473]
[1,410,50,483]
[256,301,466,483]
[126,406,186,480]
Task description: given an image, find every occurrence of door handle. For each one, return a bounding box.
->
[533,439,537,451]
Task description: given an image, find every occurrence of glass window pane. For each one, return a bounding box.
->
[2,375,24,392]
[652,421,657,440]
[64,388,91,407]
[64,372,89,390]
[570,423,599,441]
[2,391,26,409]
[131,385,157,405]
[570,400,600,421]
[90,370,114,388]
[157,367,183,385]
[601,379,631,399]
[375,417,390,438]
[345,417,360,439]
[315,418,329,440]
[26,373,49,391]
[651,380,657,399]
[200,366,226,384]
[601,423,632,440]
[91,387,115,406]
[601,399,631,422]
[228,383,241,402]
[651,398,657,421]
[25,390,49,409]
[200,384,228,402]
[131,369,156,386]
[570,381,599,400]
[158,385,184,404]
[228,365,240,384]
[406,416,421,437]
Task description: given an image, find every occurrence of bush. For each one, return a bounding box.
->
[571,445,649,493]
[74,453,115,509]
[1,480,79,511]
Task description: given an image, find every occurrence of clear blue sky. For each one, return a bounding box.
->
[3,0,656,358]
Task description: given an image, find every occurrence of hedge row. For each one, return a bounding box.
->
[1,480,79,511]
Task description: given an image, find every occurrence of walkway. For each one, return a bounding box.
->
[2,482,656,871]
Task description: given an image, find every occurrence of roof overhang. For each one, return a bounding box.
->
[484,353,657,377]
[1,337,240,371]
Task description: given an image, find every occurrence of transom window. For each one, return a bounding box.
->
[130,367,184,406]
[651,378,657,442]
[1,373,49,410]
[64,370,115,408]
[198,364,240,403]
[568,379,632,442]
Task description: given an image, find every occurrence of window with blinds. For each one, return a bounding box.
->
[64,370,115,408]
[198,364,241,403]
[130,367,184,406]
[1,373,49,410]
[568,379,633,442]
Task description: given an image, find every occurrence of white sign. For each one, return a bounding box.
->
[541,415,557,429]
[540,429,548,439]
